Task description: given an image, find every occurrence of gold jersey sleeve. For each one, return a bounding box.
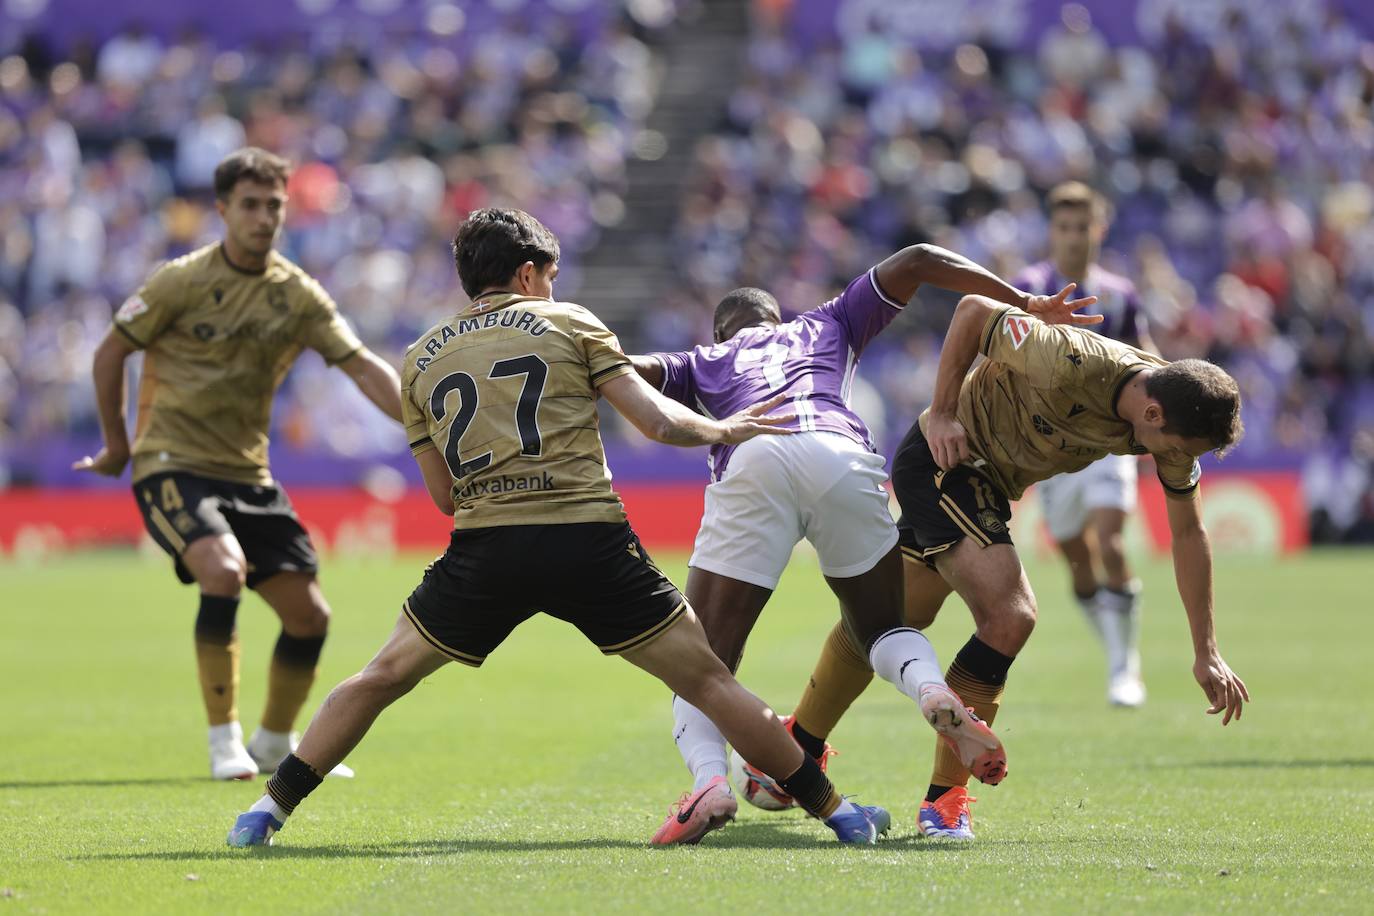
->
[922,305,1199,501]
[116,244,364,485]
[401,293,633,529]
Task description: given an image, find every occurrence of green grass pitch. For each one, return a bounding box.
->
[2,548,1371,913]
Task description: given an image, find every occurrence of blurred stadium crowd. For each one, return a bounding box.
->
[2,0,1372,540]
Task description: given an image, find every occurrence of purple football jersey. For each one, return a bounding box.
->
[1014,261,1145,346]
[652,267,903,480]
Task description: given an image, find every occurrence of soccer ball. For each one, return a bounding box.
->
[728,748,793,811]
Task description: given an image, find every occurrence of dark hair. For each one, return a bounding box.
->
[1047,180,1112,224]
[451,208,560,298]
[1146,359,1244,457]
[713,287,780,341]
[213,147,290,200]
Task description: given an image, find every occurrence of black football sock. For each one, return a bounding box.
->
[775,754,840,819]
[265,753,324,815]
[790,720,828,760]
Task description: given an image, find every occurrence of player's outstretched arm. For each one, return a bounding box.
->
[1165,489,1249,724]
[627,355,665,389]
[339,349,404,423]
[72,329,138,477]
[924,295,998,470]
[874,243,1032,306]
[599,372,793,447]
[873,245,1101,322]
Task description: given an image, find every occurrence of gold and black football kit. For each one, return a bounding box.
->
[399,293,686,665]
[116,243,363,584]
[895,304,1202,565]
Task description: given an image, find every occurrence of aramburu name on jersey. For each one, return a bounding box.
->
[416,310,552,373]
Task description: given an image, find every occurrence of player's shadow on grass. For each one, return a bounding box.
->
[1146,757,1374,770]
[0,777,205,790]
[77,823,945,860]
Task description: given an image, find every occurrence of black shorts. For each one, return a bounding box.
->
[891,424,1014,570]
[403,522,688,667]
[132,471,319,589]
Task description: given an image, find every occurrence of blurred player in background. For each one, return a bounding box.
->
[631,245,1100,844]
[74,148,403,781]
[1015,183,1158,707]
[228,208,891,848]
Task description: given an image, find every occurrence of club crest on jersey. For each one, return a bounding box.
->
[267,285,289,314]
[116,294,149,322]
[1003,315,1034,349]
[977,509,1007,533]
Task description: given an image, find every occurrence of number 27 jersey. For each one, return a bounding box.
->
[401,293,634,530]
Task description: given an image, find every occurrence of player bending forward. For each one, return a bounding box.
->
[1017,182,1160,707]
[631,245,1100,845]
[778,293,1250,840]
[227,208,890,847]
[76,148,402,780]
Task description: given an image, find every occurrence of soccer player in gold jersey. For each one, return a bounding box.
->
[775,292,1250,839]
[228,208,891,847]
[74,148,403,780]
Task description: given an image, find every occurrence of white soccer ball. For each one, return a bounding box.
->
[729,748,793,811]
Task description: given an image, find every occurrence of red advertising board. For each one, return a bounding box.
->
[0,473,1305,559]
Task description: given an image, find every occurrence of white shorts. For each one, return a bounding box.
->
[689,432,898,589]
[1037,453,1139,543]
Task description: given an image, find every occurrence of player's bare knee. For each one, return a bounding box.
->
[673,660,734,712]
[198,558,246,596]
[298,600,332,637]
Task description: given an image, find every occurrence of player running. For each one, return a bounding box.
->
[630,245,1100,844]
[75,148,403,781]
[227,208,890,848]
[783,292,1250,840]
[1016,182,1158,707]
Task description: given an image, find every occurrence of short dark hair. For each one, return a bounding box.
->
[713,288,780,341]
[451,208,560,298]
[213,147,290,200]
[1146,359,1244,457]
[1047,180,1112,224]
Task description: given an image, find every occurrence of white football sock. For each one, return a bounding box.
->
[827,796,859,820]
[672,695,729,791]
[868,627,946,704]
[1102,582,1143,678]
[249,794,290,823]
[1095,590,1131,678]
[1075,588,1105,642]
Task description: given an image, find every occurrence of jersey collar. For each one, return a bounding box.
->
[467,292,549,314]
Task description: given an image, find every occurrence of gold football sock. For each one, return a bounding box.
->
[194,594,241,726]
[260,632,325,733]
[793,620,875,740]
[931,635,1014,790]
[196,636,241,726]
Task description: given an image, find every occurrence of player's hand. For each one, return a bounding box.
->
[1025,283,1103,327]
[926,411,970,470]
[1193,651,1250,725]
[717,394,796,445]
[72,445,129,478]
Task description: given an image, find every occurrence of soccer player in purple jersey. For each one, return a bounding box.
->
[630,244,1100,844]
[1016,183,1157,707]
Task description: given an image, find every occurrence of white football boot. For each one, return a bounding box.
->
[248,727,355,778]
[209,722,259,781]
